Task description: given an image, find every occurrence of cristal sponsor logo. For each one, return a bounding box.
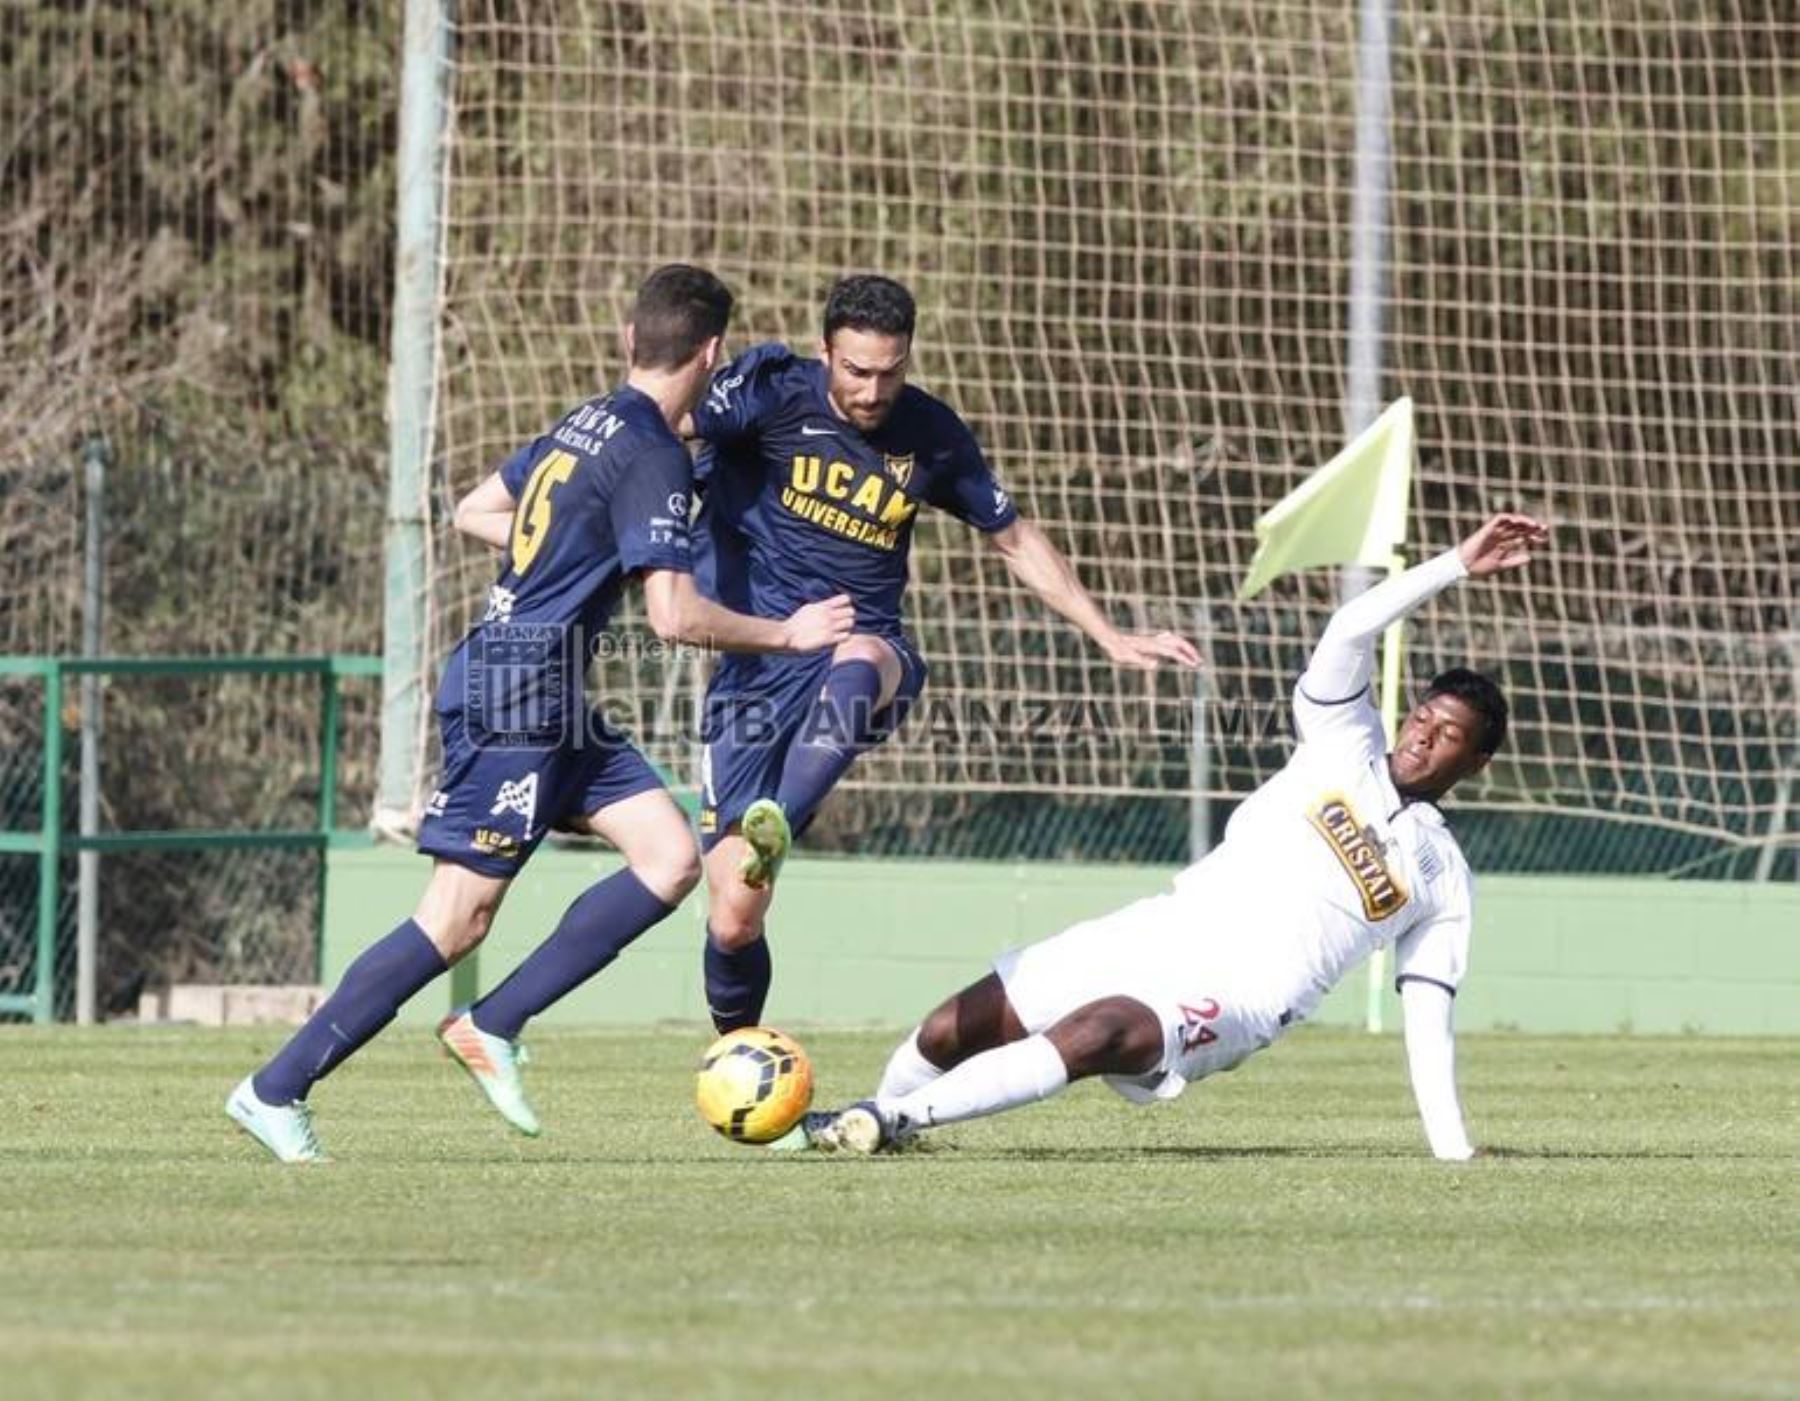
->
[489,772,539,827]
[1307,794,1409,921]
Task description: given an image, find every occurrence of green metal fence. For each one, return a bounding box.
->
[0,655,379,1023]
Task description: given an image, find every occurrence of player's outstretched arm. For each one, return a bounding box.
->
[642,570,854,655]
[1399,979,1475,1161]
[453,471,518,551]
[985,519,1199,671]
[1302,512,1549,702]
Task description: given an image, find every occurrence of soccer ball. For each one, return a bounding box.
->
[695,1026,814,1144]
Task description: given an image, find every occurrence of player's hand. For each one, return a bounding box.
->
[1102,630,1202,671]
[780,594,856,652]
[1458,513,1550,578]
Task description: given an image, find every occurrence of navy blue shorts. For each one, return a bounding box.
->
[697,636,927,851]
[417,702,664,879]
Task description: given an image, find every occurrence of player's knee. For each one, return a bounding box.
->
[832,634,890,669]
[917,1002,961,1066]
[634,839,700,906]
[1049,999,1162,1080]
[918,975,1018,1068]
[707,905,762,949]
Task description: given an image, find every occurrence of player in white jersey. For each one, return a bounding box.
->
[793,512,1549,1160]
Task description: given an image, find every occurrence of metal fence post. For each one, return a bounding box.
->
[36,664,65,1024]
[316,665,342,979]
[77,434,108,1025]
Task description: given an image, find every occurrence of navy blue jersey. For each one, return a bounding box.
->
[443,384,693,739]
[691,343,1017,636]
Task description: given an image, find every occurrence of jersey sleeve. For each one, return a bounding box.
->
[1392,860,1473,996]
[1292,548,1471,763]
[691,343,790,448]
[923,412,1018,533]
[1291,680,1388,765]
[497,436,548,499]
[609,437,695,575]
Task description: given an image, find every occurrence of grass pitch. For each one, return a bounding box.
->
[2,1026,1795,1399]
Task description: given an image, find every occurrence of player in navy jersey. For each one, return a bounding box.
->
[687,275,1200,1034]
[227,266,854,1162]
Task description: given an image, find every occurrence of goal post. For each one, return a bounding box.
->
[383,2,1795,879]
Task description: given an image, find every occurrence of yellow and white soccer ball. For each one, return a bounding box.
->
[695,1026,814,1144]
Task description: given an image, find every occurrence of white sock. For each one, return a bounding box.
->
[875,1028,943,1099]
[880,1034,1069,1133]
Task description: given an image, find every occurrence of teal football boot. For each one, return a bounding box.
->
[226,1076,327,1164]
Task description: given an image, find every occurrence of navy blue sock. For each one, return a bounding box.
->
[253,919,446,1104]
[775,660,883,833]
[470,869,675,1041]
[704,928,772,1034]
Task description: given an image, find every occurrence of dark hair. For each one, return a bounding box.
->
[629,264,734,370]
[823,274,916,342]
[1425,667,1509,756]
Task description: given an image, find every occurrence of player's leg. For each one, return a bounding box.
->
[702,834,777,1032]
[465,786,698,1045]
[698,681,796,1032]
[441,727,693,1135]
[702,637,913,1033]
[769,634,905,838]
[876,971,1028,1098]
[816,996,1163,1154]
[228,860,508,1161]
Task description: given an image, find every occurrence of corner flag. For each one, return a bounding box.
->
[1233,397,1418,1037]
[1236,397,1416,601]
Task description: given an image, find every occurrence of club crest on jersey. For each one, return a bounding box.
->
[883,453,914,488]
[1307,795,1409,921]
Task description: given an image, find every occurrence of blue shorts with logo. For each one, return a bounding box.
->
[416,671,664,879]
[697,635,927,852]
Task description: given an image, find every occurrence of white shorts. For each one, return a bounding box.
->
[993,892,1287,1103]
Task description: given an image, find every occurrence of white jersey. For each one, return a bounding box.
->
[1169,678,1474,1026]
[991,547,1483,1148]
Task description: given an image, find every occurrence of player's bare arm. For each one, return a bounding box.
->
[452,471,517,550]
[985,518,1200,671]
[642,569,854,655]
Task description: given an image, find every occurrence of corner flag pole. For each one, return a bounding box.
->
[1368,554,1406,1034]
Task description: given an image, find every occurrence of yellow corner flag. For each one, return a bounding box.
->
[1236,397,1416,600]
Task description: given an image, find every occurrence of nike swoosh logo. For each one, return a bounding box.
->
[799,424,837,437]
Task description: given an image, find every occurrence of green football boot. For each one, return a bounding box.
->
[437,1008,541,1137]
[737,799,792,891]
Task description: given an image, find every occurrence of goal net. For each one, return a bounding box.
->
[421,0,1794,875]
